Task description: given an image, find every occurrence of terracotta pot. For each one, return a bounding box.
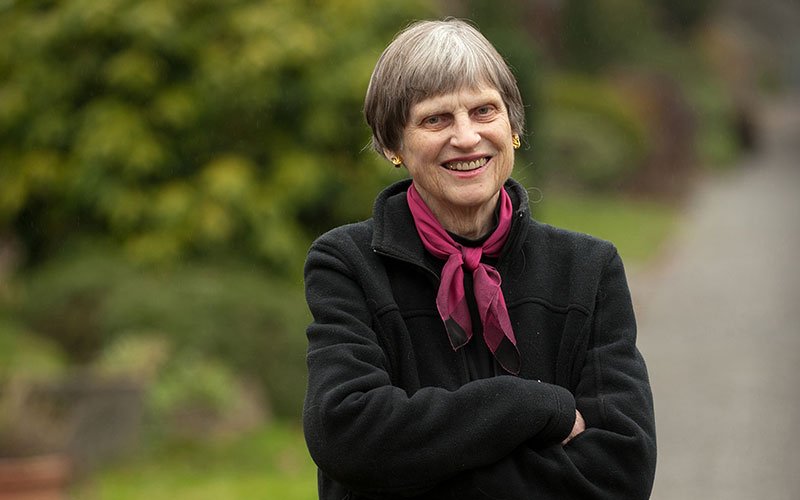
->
[0,454,71,500]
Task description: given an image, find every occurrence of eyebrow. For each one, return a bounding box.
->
[410,99,450,120]
[411,93,503,120]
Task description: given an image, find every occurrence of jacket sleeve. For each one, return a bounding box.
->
[468,250,657,499]
[302,236,577,498]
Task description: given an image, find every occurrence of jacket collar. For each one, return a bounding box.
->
[371,178,530,267]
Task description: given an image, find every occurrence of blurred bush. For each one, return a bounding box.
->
[144,349,268,442]
[539,74,650,189]
[0,317,67,382]
[0,0,432,271]
[506,0,747,195]
[15,245,309,419]
[0,0,441,434]
[561,0,658,73]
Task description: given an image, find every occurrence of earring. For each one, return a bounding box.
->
[512,134,521,150]
[390,156,403,167]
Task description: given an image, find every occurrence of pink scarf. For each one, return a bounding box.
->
[406,183,521,374]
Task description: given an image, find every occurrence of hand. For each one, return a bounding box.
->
[562,409,586,445]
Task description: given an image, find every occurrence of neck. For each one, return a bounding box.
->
[425,194,500,240]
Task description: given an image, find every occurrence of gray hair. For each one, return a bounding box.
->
[364,18,525,156]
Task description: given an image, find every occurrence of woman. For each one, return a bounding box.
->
[303,19,656,499]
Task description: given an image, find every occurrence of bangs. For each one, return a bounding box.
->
[401,28,505,102]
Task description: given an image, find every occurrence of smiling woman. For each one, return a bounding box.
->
[389,86,515,238]
[303,18,656,500]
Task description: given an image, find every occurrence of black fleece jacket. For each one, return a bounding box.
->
[303,179,656,499]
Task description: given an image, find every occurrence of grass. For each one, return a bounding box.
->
[533,189,678,265]
[72,422,318,500]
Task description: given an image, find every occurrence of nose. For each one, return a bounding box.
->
[450,114,481,150]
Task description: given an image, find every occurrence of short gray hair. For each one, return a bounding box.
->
[364,18,525,156]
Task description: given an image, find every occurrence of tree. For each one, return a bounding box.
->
[0,0,432,271]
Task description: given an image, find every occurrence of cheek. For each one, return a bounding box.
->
[403,135,443,167]
[497,145,515,177]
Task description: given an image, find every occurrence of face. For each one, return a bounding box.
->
[388,85,515,224]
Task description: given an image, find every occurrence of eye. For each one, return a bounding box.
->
[420,114,450,129]
[474,105,497,118]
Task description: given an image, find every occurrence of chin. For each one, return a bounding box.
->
[447,191,498,209]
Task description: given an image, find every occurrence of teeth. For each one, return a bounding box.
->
[445,157,488,171]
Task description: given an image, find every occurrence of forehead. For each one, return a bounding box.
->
[409,85,504,116]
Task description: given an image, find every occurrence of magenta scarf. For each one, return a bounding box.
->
[406,183,521,374]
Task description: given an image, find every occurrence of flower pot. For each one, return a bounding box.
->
[0,454,71,500]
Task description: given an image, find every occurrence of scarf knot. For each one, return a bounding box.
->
[406,184,521,374]
[461,247,482,271]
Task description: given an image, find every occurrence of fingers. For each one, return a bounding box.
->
[562,409,586,445]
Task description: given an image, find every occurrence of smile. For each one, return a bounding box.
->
[443,156,490,171]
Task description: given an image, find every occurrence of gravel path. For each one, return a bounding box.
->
[631,96,800,500]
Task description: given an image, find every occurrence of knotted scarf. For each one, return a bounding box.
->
[406,183,521,374]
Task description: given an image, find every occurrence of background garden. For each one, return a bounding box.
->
[0,0,792,498]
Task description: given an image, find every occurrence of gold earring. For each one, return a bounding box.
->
[390,156,403,166]
[512,134,521,150]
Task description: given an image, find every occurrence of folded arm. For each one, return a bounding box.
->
[469,251,657,499]
[303,240,577,497]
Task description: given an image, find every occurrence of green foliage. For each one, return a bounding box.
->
[673,47,742,168]
[0,317,67,382]
[93,332,168,384]
[147,352,239,422]
[19,247,129,364]
[539,74,650,189]
[653,0,718,34]
[562,0,659,73]
[542,0,741,186]
[17,246,310,418]
[0,0,434,270]
[141,348,270,443]
[622,32,743,169]
[685,71,741,168]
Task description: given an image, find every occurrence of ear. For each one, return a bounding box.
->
[383,150,403,166]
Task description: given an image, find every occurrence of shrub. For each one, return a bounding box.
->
[539,74,650,189]
[18,246,309,419]
[0,0,434,271]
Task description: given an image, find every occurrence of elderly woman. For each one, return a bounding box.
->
[303,19,656,500]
